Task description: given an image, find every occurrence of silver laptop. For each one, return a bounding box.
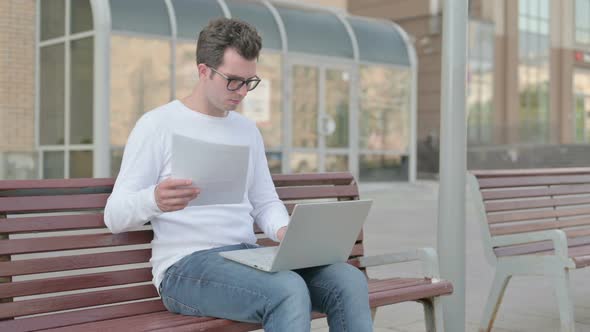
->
[219,199,373,272]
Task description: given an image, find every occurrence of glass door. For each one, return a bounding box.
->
[288,60,353,173]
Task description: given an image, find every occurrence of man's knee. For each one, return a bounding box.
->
[269,271,311,309]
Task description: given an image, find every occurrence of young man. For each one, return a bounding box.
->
[104,18,372,332]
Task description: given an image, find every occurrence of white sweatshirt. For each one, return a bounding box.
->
[104,100,290,291]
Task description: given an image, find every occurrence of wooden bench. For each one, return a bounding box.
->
[469,168,590,332]
[0,172,452,331]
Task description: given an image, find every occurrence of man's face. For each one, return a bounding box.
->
[203,48,257,112]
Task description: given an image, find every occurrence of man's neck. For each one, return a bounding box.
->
[181,86,228,118]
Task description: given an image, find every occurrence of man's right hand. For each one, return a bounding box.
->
[155,178,200,212]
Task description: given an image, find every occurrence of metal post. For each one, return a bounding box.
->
[437,0,468,331]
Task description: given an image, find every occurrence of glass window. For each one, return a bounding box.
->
[359,65,410,152]
[291,65,318,148]
[110,0,171,36]
[467,21,494,146]
[573,70,590,143]
[276,6,353,58]
[41,0,65,41]
[110,36,171,147]
[70,0,93,34]
[175,42,198,98]
[576,0,590,45]
[265,151,282,174]
[43,151,65,179]
[70,150,93,178]
[172,0,225,40]
[70,37,94,145]
[290,152,318,173]
[40,44,65,146]
[225,0,282,50]
[359,154,407,182]
[518,0,550,143]
[237,52,282,149]
[325,69,349,148]
[348,17,410,66]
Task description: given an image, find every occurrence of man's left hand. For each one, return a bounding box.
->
[277,226,287,242]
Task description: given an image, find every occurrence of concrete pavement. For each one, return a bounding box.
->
[307,181,590,332]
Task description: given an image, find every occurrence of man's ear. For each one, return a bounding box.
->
[197,63,209,80]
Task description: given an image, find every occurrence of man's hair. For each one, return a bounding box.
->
[196,17,262,69]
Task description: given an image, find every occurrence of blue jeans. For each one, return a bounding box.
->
[159,243,373,332]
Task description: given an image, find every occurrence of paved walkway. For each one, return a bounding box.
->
[305,181,590,332]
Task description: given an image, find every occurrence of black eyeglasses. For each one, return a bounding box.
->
[207,65,261,91]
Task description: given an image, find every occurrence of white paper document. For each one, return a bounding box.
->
[171,134,250,206]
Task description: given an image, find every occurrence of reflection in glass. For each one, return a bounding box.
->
[41,0,65,40]
[110,36,171,147]
[467,21,494,145]
[70,37,94,144]
[325,154,348,172]
[573,70,590,142]
[237,52,282,149]
[359,65,410,151]
[43,151,64,179]
[359,154,407,182]
[576,0,590,45]
[70,151,93,178]
[40,44,65,146]
[518,0,550,143]
[71,0,93,34]
[265,151,282,174]
[325,70,349,148]
[110,148,124,177]
[290,152,318,173]
[292,66,318,148]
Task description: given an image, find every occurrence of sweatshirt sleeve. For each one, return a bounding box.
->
[249,129,290,242]
[104,113,165,234]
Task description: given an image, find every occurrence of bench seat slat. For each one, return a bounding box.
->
[0,299,165,332]
[0,249,151,277]
[0,284,157,319]
[21,278,452,332]
[0,194,110,214]
[0,268,152,298]
[0,230,153,255]
[0,214,105,234]
[275,185,358,201]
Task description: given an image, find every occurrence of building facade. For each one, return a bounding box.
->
[0,0,417,182]
[350,0,590,173]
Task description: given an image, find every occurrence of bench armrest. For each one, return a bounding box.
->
[357,248,441,281]
[491,229,569,258]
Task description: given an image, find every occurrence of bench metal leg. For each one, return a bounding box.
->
[370,307,377,323]
[552,269,575,332]
[479,269,511,332]
[420,297,444,332]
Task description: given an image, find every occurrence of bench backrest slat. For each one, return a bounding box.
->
[0,172,362,322]
[0,230,153,255]
[469,168,590,264]
[0,249,152,277]
[0,194,110,213]
[0,213,106,234]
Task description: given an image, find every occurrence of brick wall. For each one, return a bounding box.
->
[0,0,36,152]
